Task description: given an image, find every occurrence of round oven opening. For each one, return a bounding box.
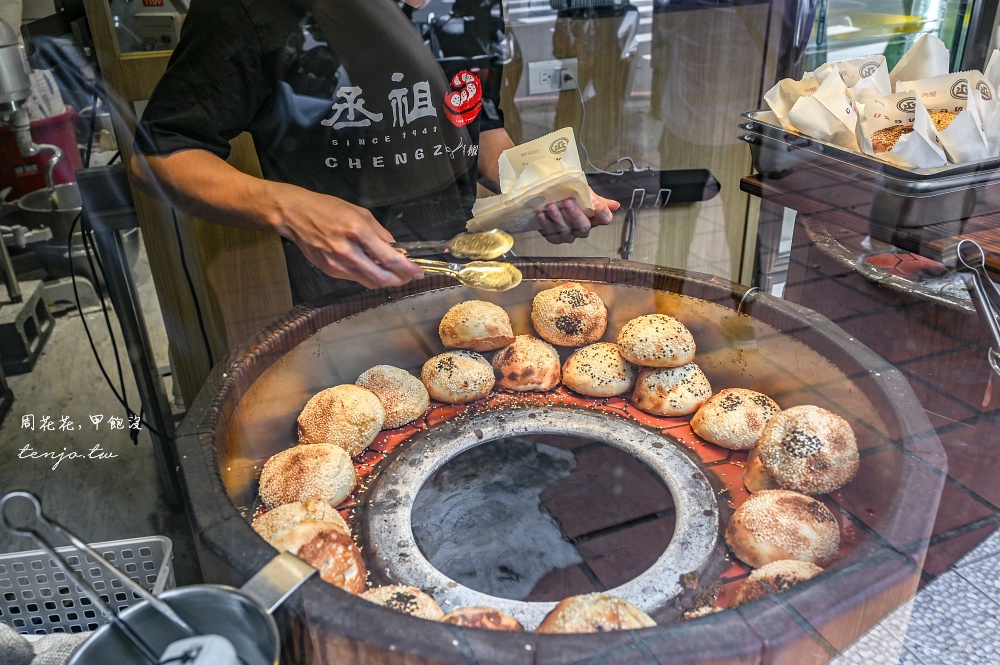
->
[410,434,677,602]
[358,406,722,629]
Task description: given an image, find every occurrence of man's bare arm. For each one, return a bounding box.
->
[130,149,422,289]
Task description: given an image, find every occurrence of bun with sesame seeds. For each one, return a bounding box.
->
[297,384,386,456]
[536,593,656,634]
[491,335,561,392]
[442,606,525,631]
[630,363,713,417]
[361,585,445,620]
[617,314,696,367]
[691,389,781,450]
[252,497,350,543]
[356,365,430,429]
[531,283,608,347]
[725,489,840,568]
[732,559,823,606]
[744,446,781,493]
[269,519,366,593]
[756,405,859,495]
[562,342,637,397]
[439,300,515,352]
[258,444,356,510]
[421,350,495,404]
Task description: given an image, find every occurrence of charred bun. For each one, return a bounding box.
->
[492,335,561,392]
[732,559,823,606]
[442,607,524,631]
[268,520,366,593]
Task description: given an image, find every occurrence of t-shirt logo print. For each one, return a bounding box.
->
[444,70,483,127]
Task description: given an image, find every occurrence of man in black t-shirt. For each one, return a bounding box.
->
[131,0,617,303]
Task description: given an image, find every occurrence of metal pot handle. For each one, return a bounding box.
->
[240,552,316,614]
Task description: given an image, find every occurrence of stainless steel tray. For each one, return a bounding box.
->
[741,109,1000,195]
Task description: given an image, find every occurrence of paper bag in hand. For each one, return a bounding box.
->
[467,127,594,235]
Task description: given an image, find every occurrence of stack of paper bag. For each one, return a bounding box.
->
[467,127,594,234]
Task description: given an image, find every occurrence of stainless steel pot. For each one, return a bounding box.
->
[0,491,314,665]
[67,554,315,665]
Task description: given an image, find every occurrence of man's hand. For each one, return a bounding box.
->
[271,185,423,289]
[536,190,620,244]
[131,149,423,290]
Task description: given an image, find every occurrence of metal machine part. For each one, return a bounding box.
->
[359,406,721,630]
[0,18,63,199]
[950,239,1000,377]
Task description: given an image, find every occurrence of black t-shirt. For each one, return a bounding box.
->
[135,0,504,302]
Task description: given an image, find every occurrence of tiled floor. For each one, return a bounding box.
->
[832,528,1000,664]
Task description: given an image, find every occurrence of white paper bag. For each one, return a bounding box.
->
[857,90,947,168]
[786,71,860,150]
[813,54,892,96]
[467,127,594,235]
[890,34,950,91]
[897,72,993,163]
[763,75,822,131]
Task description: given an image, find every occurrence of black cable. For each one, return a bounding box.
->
[170,208,214,372]
[108,150,121,165]
[68,213,169,439]
[79,220,138,444]
[83,89,99,168]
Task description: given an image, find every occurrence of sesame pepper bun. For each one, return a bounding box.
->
[537,593,656,634]
[691,389,781,450]
[725,489,840,568]
[421,350,495,404]
[630,363,713,417]
[438,300,515,352]
[617,314,696,367]
[258,444,356,510]
[361,585,445,620]
[562,342,637,397]
[297,384,386,456]
[268,520,367,594]
[731,559,823,607]
[442,606,525,631]
[756,405,859,495]
[531,282,608,346]
[252,497,350,543]
[492,335,561,392]
[356,365,430,429]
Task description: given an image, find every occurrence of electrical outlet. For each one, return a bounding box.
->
[527,58,579,95]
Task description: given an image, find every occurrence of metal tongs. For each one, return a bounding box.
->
[950,239,1000,377]
[0,492,234,665]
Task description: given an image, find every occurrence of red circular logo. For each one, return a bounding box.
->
[444,70,483,127]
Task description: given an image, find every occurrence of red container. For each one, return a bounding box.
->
[0,109,83,200]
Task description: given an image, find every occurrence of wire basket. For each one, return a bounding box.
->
[0,536,174,637]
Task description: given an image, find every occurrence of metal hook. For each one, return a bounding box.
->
[737,287,761,315]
